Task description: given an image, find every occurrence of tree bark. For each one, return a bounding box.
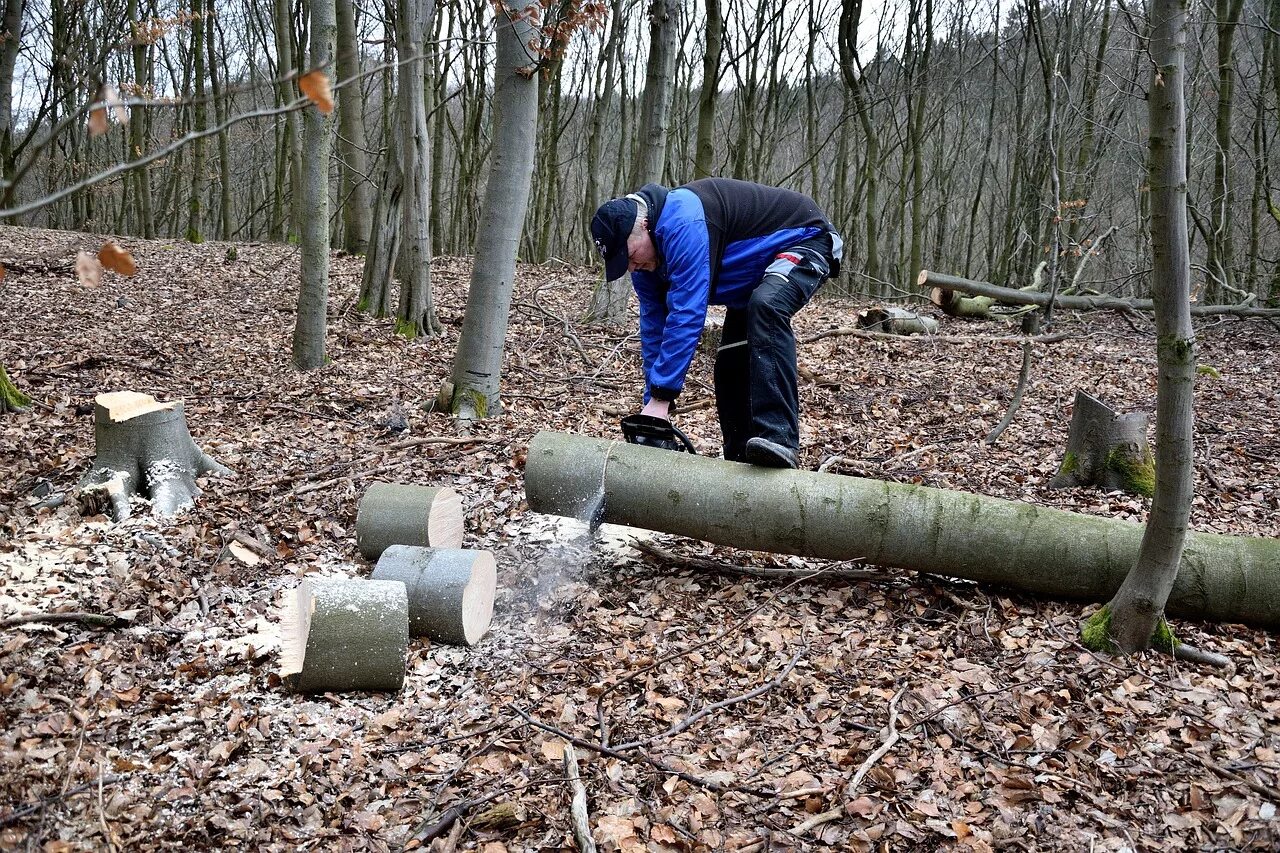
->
[447,3,538,420]
[1098,0,1197,654]
[274,0,303,241]
[919,270,1280,319]
[1048,390,1154,497]
[292,0,337,370]
[185,0,206,243]
[525,432,1280,628]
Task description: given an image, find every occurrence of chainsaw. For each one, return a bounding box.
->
[619,414,698,454]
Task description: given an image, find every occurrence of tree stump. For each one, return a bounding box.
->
[1048,391,1155,497]
[77,392,231,521]
[356,482,464,560]
[857,306,940,335]
[279,578,409,693]
[371,545,496,645]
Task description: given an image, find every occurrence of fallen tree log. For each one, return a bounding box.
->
[78,391,231,521]
[920,270,1280,319]
[524,432,1280,629]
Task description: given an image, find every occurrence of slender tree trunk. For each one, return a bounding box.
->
[448,4,538,419]
[693,0,721,180]
[1205,0,1245,303]
[1092,0,1196,654]
[206,0,231,239]
[275,0,303,242]
[186,0,206,243]
[336,0,372,253]
[839,0,880,287]
[581,0,623,261]
[394,0,438,338]
[586,0,680,325]
[293,0,337,370]
[0,0,25,221]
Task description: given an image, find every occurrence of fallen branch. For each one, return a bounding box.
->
[919,270,1280,318]
[516,708,777,799]
[0,776,125,827]
[1195,754,1280,803]
[1173,642,1231,668]
[632,540,878,581]
[610,648,806,752]
[0,611,130,630]
[563,743,598,853]
[792,687,907,836]
[800,327,1069,345]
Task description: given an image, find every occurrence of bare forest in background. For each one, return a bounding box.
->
[3,0,1280,306]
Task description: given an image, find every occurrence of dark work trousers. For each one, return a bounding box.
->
[715,232,838,462]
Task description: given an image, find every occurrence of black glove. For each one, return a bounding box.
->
[620,414,697,453]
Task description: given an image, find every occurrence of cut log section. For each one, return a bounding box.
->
[356,482,464,559]
[279,578,409,693]
[857,306,940,335]
[371,545,496,645]
[77,391,231,521]
[1049,391,1154,497]
[524,431,1280,629]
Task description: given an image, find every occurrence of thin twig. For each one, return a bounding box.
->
[633,540,878,581]
[0,777,125,828]
[0,612,128,630]
[801,328,1070,345]
[563,743,598,853]
[516,708,777,799]
[791,687,907,835]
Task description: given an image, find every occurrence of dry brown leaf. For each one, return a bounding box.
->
[299,70,333,114]
[76,251,102,287]
[104,83,129,124]
[87,104,108,137]
[0,263,5,280]
[99,241,137,276]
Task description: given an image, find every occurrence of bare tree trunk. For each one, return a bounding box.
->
[1089,0,1197,654]
[292,0,337,370]
[274,0,303,242]
[1205,0,1245,303]
[581,0,623,262]
[336,0,372,253]
[206,0,231,239]
[393,0,438,338]
[839,0,880,287]
[447,4,538,419]
[585,0,680,325]
[185,0,206,243]
[0,0,24,223]
[693,0,721,180]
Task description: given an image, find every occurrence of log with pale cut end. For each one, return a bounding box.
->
[279,578,409,693]
[78,391,231,521]
[356,482,464,559]
[1049,390,1154,497]
[857,306,940,336]
[524,431,1280,629]
[371,545,496,645]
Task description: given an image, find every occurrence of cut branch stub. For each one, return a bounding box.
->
[1049,391,1155,497]
[77,391,232,521]
[279,578,409,693]
[371,545,496,645]
[356,482,464,560]
[929,286,996,319]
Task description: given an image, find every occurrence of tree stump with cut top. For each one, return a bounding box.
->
[77,391,231,521]
[1049,390,1155,497]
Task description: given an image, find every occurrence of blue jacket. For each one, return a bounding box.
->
[630,178,837,401]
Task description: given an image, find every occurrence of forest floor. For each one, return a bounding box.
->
[1,224,1279,852]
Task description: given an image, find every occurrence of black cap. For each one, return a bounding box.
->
[590,197,638,280]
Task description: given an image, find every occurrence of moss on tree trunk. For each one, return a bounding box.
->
[0,363,30,413]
